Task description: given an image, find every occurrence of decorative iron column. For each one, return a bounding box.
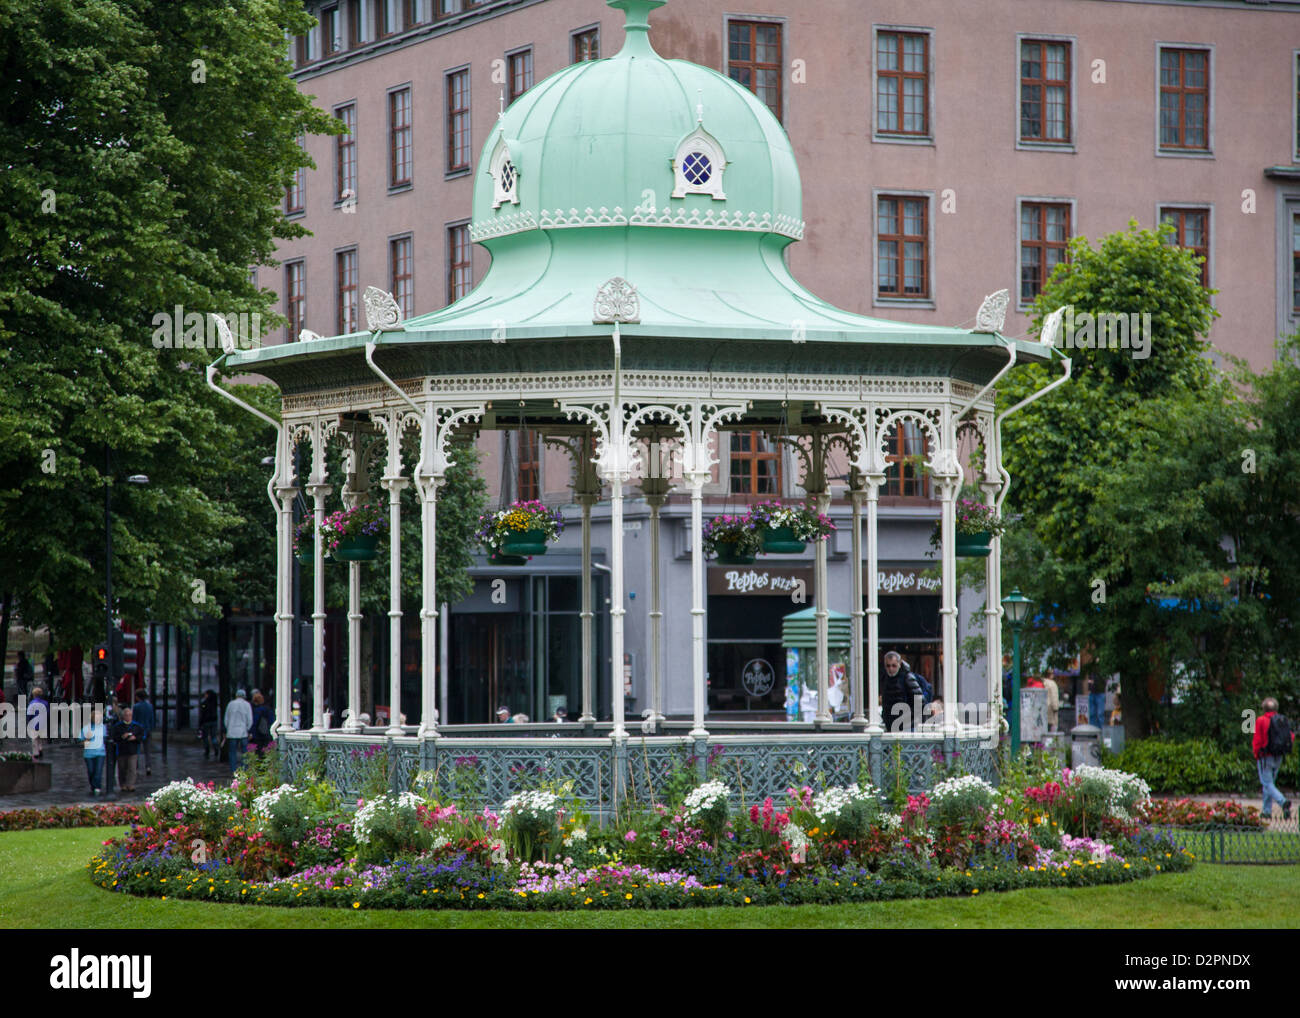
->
[306,418,335,732]
[341,434,364,732]
[936,451,962,732]
[574,431,600,725]
[379,410,410,736]
[865,470,885,733]
[849,472,867,729]
[643,473,669,728]
[273,422,299,734]
[416,404,441,739]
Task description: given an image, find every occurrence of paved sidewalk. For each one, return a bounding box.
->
[0,729,234,810]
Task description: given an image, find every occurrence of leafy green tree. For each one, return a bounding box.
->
[0,0,334,662]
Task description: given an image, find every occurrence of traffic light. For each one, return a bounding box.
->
[121,631,140,679]
[92,643,108,681]
[110,628,125,679]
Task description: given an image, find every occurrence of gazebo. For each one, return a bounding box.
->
[209,0,1069,806]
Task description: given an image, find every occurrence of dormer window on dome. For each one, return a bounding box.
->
[488,137,520,209]
[671,125,726,200]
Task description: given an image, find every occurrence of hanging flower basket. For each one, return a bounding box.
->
[293,517,338,564]
[751,501,835,554]
[478,500,565,560]
[488,550,528,567]
[317,504,387,563]
[703,513,762,564]
[930,489,1006,558]
[955,532,993,557]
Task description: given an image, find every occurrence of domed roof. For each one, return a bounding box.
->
[470,0,802,244]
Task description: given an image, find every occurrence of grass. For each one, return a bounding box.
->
[2,828,1296,929]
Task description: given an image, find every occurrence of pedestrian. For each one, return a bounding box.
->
[1252,697,1293,821]
[1087,675,1106,729]
[14,651,34,699]
[110,706,145,793]
[882,651,925,732]
[81,705,107,797]
[249,691,274,754]
[496,706,512,723]
[199,689,220,760]
[26,686,48,758]
[223,688,253,774]
[133,689,155,777]
[41,652,57,698]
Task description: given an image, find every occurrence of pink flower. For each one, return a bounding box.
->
[625,830,637,842]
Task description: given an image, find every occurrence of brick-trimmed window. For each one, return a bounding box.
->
[1159,47,1209,150]
[1159,207,1210,287]
[729,432,781,495]
[347,0,361,48]
[448,224,472,302]
[883,421,930,498]
[516,430,540,501]
[446,68,471,173]
[572,28,598,63]
[877,31,929,136]
[507,50,533,105]
[322,4,342,55]
[1020,40,1070,142]
[377,0,404,37]
[408,0,427,25]
[389,88,412,187]
[336,249,358,334]
[335,104,356,202]
[877,195,929,299]
[727,21,781,123]
[1020,202,1071,304]
[390,236,414,320]
[286,261,305,342]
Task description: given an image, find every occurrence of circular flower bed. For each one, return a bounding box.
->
[86,762,1193,910]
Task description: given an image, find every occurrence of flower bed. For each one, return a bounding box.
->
[1,804,140,832]
[86,761,1193,910]
[1139,798,1266,829]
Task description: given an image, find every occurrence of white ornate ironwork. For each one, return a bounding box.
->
[363,286,403,332]
[973,289,1010,333]
[210,313,236,355]
[593,277,641,325]
[299,329,323,343]
[1040,305,1067,348]
[470,205,804,242]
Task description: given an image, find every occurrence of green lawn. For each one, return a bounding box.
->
[1,828,1295,929]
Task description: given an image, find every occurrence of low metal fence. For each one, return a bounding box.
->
[1151,822,1300,864]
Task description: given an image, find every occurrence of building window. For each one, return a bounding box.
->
[883,420,930,498]
[877,195,929,299]
[727,20,781,123]
[446,68,471,173]
[572,27,598,63]
[448,223,472,302]
[1020,40,1070,143]
[1292,212,1300,314]
[286,261,305,341]
[286,137,306,215]
[389,87,412,188]
[1020,202,1071,304]
[1295,53,1299,160]
[507,49,533,105]
[377,0,404,36]
[516,430,540,502]
[335,104,356,203]
[390,236,414,320]
[322,4,341,55]
[347,0,362,48]
[408,0,427,26]
[1159,47,1210,151]
[1159,207,1210,287]
[437,0,463,16]
[876,31,929,136]
[337,249,358,334]
[729,432,781,496]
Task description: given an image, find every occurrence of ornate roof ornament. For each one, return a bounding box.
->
[299,329,323,343]
[973,289,1009,333]
[488,136,521,209]
[363,286,403,332]
[210,313,236,355]
[1039,305,1068,348]
[593,277,641,324]
[671,124,727,200]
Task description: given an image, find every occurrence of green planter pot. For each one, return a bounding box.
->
[334,534,380,561]
[295,550,312,565]
[500,528,550,556]
[714,544,756,566]
[487,550,527,567]
[955,531,993,557]
[761,525,807,554]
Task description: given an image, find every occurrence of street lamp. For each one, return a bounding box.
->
[1001,587,1034,758]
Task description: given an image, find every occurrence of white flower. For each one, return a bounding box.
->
[502,789,560,821]
[929,774,996,804]
[352,791,422,845]
[562,826,588,847]
[1073,765,1151,820]
[683,781,730,820]
[811,784,877,824]
[252,783,301,819]
[878,813,902,832]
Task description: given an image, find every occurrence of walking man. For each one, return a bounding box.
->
[109,706,145,793]
[1253,697,1293,821]
[223,689,253,774]
[133,689,155,777]
[882,651,925,732]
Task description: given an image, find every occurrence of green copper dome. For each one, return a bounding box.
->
[471,0,802,244]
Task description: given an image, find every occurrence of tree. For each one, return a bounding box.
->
[996,222,1224,737]
[0,1,334,660]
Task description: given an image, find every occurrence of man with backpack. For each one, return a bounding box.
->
[1252,697,1294,821]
